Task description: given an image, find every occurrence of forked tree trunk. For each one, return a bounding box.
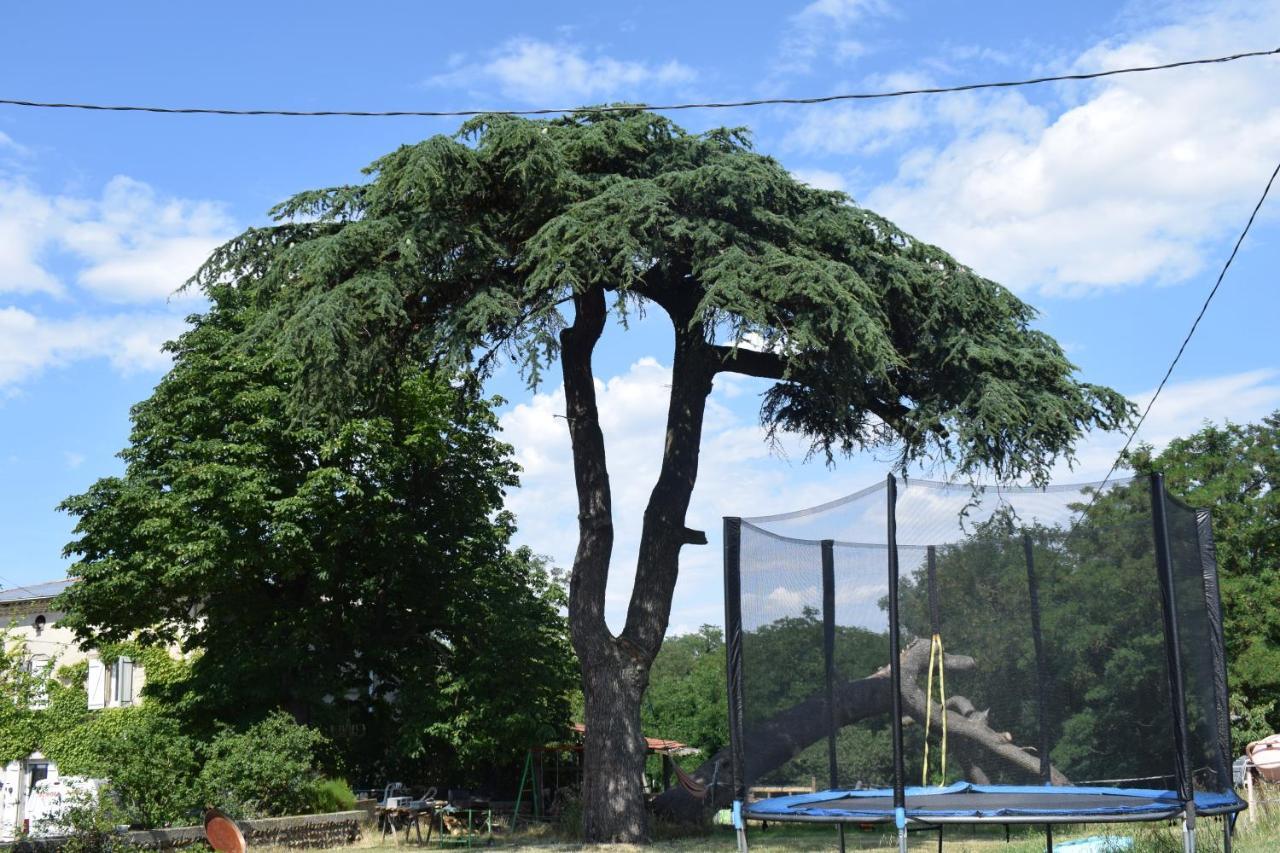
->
[560,282,715,843]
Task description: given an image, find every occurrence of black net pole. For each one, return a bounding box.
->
[886,475,907,850]
[1150,473,1197,849]
[1196,507,1233,789]
[926,546,941,636]
[822,540,839,789]
[1022,534,1054,852]
[820,540,846,853]
[723,517,749,851]
[1022,534,1053,785]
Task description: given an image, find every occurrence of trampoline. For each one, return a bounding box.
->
[723,473,1245,852]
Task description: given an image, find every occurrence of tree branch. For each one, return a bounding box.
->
[709,344,787,380]
[708,344,921,435]
[561,287,614,657]
[621,320,716,658]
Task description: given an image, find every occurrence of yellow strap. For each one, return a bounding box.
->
[938,635,948,785]
[921,633,948,786]
[923,636,936,785]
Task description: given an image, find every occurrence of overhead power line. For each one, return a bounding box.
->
[1092,153,1280,494]
[0,46,1276,118]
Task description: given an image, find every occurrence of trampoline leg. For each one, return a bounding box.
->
[1182,812,1195,853]
[736,825,748,853]
[1045,824,1053,852]
[897,826,908,853]
[835,824,846,853]
[1222,815,1232,853]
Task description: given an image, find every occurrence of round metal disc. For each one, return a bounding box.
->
[204,809,247,853]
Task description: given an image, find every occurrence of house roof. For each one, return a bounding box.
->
[0,578,74,604]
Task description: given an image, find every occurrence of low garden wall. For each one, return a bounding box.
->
[19,809,366,851]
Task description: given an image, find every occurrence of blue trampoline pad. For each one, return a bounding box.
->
[745,782,1245,823]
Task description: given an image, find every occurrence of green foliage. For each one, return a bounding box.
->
[190,110,1127,486]
[308,777,357,813]
[1230,692,1274,748]
[1128,412,1280,735]
[66,710,203,828]
[0,631,50,765]
[39,790,142,853]
[199,712,327,819]
[643,627,728,763]
[57,279,576,779]
[0,636,346,827]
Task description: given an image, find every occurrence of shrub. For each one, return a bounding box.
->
[308,777,357,813]
[38,789,142,853]
[199,712,330,818]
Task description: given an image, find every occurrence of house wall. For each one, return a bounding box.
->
[0,590,158,840]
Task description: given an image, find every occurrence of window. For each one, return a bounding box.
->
[111,657,134,707]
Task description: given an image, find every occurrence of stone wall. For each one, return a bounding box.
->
[18,810,366,851]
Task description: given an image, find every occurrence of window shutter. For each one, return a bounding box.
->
[117,658,135,707]
[86,660,105,709]
[29,655,49,709]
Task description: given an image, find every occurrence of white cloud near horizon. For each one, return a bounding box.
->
[501,357,1280,637]
[427,38,696,104]
[785,2,1280,295]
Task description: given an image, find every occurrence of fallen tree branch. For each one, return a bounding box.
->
[652,637,1069,822]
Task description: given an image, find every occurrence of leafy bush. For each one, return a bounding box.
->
[38,789,141,853]
[199,712,329,818]
[308,777,357,813]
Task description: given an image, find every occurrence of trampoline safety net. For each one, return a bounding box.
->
[723,473,1240,823]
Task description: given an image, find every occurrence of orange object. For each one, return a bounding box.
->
[204,808,247,853]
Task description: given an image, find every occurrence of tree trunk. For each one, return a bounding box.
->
[559,282,716,843]
[579,644,649,842]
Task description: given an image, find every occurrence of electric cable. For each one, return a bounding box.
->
[0,46,1274,118]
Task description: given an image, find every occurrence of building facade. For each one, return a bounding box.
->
[0,580,143,839]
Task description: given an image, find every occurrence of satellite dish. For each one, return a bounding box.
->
[204,808,247,853]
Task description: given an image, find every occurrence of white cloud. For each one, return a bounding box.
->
[790,167,850,192]
[775,0,893,76]
[0,132,26,154]
[1059,367,1280,480]
[0,179,63,296]
[0,173,234,303]
[427,38,696,104]
[63,451,85,470]
[0,306,183,390]
[800,3,1280,295]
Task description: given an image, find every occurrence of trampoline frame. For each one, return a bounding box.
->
[723,472,1245,853]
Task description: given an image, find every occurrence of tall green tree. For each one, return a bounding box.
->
[1129,412,1280,735]
[58,285,575,781]
[181,110,1128,840]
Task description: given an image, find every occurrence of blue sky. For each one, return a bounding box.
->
[1,0,1278,632]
